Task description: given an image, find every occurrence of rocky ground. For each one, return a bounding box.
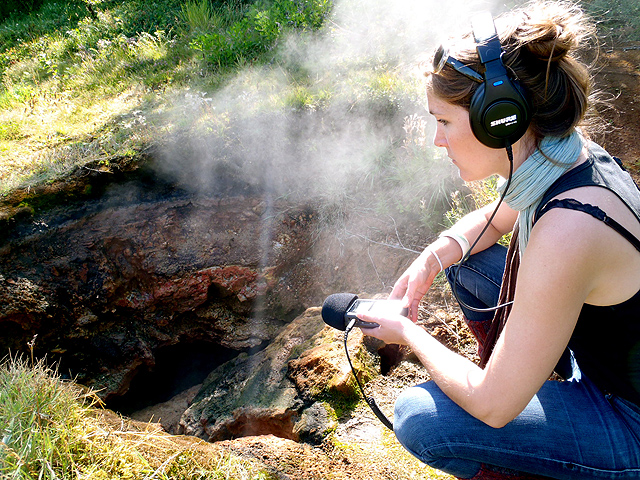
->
[129,286,469,480]
[127,47,640,480]
[1,47,638,480]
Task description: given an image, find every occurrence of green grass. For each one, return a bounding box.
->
[0,0,194,194]
[180,0,222,33]
[0,0,635,208]
[0,354,273,479]
[0,0,343,196]
[580,0,640,43]
[0,0,456,242]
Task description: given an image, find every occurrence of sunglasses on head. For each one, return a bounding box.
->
[432,44,484,84]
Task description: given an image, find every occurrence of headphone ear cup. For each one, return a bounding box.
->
[468,83,488,145]
[469,79,532,149]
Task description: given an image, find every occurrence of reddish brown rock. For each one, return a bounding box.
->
[0,160,419,406]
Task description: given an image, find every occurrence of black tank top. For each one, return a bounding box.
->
[534,142,640,404]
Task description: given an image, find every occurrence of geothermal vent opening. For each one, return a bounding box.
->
[106,341,246,416]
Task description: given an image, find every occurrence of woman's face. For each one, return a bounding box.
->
[427,90,509,181]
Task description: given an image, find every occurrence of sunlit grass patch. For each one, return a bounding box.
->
[180,0,225,33]
[0,353,101,478]
[0,86,152,194]
[0,84,38,109]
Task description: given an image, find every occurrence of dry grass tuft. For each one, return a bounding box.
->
[0,354,272,479]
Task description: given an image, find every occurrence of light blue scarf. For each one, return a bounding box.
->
[498,131,584,253]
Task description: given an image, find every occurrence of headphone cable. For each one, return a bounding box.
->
[341,145,515,432]
[451,144,515,313]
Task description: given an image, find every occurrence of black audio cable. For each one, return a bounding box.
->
[451,144,515,313]
[344,319,394,430]
[338,144,517,431]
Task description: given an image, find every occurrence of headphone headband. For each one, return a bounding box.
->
[472,12,502,63]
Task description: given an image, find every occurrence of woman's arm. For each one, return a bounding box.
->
[363,206,607,427]
[391,199,518,321]
[451,198,519,255]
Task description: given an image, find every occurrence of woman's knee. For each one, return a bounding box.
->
[393,382,444,457]
[393,382,484,477]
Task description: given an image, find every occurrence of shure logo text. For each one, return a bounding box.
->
[490,115,517,128]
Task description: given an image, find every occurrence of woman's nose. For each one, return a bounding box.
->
[433,126,447,148]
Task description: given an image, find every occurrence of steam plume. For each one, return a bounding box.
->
[155,0,502,203]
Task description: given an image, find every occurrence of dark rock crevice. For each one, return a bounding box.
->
[0,149,430,418]
[106,340,258,415]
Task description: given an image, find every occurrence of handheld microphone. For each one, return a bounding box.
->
[321,293,408,330]
[320,293,408,431]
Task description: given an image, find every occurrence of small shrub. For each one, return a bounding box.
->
[442,176,513,246]
[180,0,222,33]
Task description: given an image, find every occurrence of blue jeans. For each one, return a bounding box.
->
[445,243,507,322]
[394,244,640,479]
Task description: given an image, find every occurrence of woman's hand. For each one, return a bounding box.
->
[357,310,419,346]
[390,202,517,322]
[389,249,441,322]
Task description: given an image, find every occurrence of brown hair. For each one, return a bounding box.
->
[427,1,597,144]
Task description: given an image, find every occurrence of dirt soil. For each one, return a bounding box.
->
[591,48,640,179]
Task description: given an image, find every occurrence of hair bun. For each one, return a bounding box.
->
[508,2,593,63]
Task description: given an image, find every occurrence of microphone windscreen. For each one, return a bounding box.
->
[321,293,358,331]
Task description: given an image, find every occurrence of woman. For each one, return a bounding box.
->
[357,2,640,479]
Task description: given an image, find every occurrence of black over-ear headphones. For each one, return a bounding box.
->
[436,12,533,148]
[468,12,532,149]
